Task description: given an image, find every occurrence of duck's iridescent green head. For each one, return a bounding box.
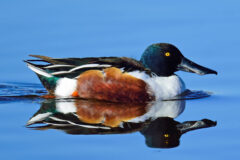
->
[140,43,217,76]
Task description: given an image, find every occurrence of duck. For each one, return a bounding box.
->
[25,43,217,103]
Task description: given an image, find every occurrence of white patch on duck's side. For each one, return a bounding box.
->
[44,64,75,69]
[69,64,112,72]
[51,64,112,75]
[56,100,77,114]
[128,100,185,123]
[55,78,77,97]
[127,71,186,100]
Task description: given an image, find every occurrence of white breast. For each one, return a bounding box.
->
[128,71,186,100]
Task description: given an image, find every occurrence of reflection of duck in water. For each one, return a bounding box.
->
[27,99,216,148]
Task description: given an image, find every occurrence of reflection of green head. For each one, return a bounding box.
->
[140,117,181,148]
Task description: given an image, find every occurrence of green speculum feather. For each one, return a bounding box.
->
[37,75,59,94]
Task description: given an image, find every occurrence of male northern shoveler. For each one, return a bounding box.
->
[25,43,217,103]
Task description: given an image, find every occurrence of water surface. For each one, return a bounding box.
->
[0,0,240,159]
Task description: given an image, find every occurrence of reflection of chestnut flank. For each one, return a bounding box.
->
[75,67,155,103]
[75,100,147,127]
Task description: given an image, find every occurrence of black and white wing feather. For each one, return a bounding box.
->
[25,55,151,78]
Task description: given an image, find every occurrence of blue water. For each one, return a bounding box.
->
[0,0,240,159]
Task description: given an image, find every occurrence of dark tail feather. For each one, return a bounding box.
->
[25,61,59,94]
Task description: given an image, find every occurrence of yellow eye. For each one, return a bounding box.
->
[164,134,169,138]
[165,52,170,57]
